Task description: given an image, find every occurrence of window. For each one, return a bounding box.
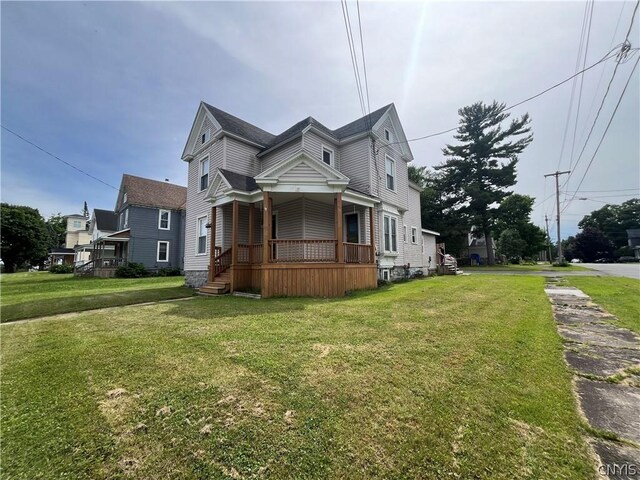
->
[72,220,82,229]
[403,225,407,243]
[201,129,210,144]
[124,208,129,228]
[322,146,334,166]
[123,192,127,204]
[345,213,360,243]
[158,209,170,230]
[385,155,395,191]
[383,215,397,252]
[411,227,417,244]
[384,128,392,142]
[157,241,169,262]
[199,157,209,191]
[196,216,208,255]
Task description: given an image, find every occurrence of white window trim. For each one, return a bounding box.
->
[384,128,392,142]
[158,209,171,230]
[343,211,361,244]
[321,145,335,168]
[195,214,208,256]
[157,241,170,262]
[385,154,396,192]
[199,155,210,193]
[201,129,210,145]
[411,226,418,244]
[383,214,398,253]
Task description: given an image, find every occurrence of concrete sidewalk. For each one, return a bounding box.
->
[545,279,640,479]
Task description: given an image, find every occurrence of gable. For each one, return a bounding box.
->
[181,102,222,161]
[204,170,231,201]
[372,104,413,161]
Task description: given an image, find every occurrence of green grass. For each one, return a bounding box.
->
[465,263,590,272]
[0,276,597,479]
[565,276,640,334]
[0,272,194,323]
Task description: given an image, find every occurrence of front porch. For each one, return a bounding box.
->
[75,230,129,278]
[202,191,378,298]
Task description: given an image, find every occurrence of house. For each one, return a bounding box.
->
[465,232,496,265]
[50,214,90,265]
[627,228,640,259]
[83,175,187,277]
[182,102,439,297]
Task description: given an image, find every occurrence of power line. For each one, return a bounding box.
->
[562,54,640,211]
[341,0,366,118]
[1,125,120,192]
[568,188,640,193]
[355,0,371,119]
[385,44,624,147]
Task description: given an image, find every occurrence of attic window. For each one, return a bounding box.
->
[123,192,127,204]
[322,146,334,167]
[201,130,210,144]
[384,129,392,142]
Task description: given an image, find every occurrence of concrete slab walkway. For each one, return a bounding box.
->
[545,278,640,479]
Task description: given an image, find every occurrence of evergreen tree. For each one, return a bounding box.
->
[437,101,533,264]
[83,201,89,218]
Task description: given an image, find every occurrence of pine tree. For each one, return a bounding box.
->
[83,201,89,218]
[437,101,533,265]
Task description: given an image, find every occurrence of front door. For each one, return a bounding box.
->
[345,213,359,243]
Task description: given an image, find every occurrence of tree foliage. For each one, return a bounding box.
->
[45,213,67,250]
[1,204,50,272]
[497,228,527,260]
[578,199,640,250]
[436,101,533,264]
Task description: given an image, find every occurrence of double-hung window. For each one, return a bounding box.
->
[411,227,417,244]
[158,209,170,230]
[384,128,392,142]
[157,241,169,262]
[124,208,129,228]
[385,155,395,191]
[322,146,334,167]
[383,215,398,252]
[196,216,208,255]
[200,157,209,191]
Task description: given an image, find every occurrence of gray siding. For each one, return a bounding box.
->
[127,205,184,270]
[403,186,423,267]
[224,137,261,177]
[340,137,371,195]
[261,138,302,171]
[302,131,340,169]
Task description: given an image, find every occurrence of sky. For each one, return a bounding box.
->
[1,0,639,240]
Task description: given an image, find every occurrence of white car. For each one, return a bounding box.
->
[570,258,582,263]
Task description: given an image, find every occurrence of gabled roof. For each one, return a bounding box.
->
[219,169,258,192]
[93,209,118,232]
[332,104,392,139]
[118,174,187,211]
[203,103,275,147]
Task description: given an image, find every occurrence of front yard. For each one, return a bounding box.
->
[0,272,194,323]
[0,276,597,478]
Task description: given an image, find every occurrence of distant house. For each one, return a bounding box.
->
[627,228,640,259]
[465,232,496,265]
[181,102,440,296]
[50,214,90,265]
[82,175,187,277]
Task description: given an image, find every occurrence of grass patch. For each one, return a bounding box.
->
[465,263,590,272]
[0,276,597,478]
[565,276,640,335]
[0,272,194,322]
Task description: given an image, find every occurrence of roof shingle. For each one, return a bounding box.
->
[203,103,275,147]
[122,175,187,211]
[219,169,258,192]
[93,209,118,232]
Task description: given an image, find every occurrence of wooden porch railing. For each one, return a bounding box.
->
[344,243,374,264]
[268,239,337,263]
[214,248,232,277]
[251,244,263,264]
[74,259,95,276]
[97,258,127,268]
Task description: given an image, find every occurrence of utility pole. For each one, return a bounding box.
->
[544,170,570,262]
[544,214,553,263]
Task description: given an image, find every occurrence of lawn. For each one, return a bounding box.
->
[0,272,194,323]
[464,263,590,272]
[565,276,640,335]
[0,276,597,479]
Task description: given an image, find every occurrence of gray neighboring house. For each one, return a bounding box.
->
[84,175,187,277]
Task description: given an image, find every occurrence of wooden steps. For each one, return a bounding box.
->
[198,272,230,296]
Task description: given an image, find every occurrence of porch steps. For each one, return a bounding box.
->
[197,272,231,296]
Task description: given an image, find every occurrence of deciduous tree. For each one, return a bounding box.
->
[0,204,50,272]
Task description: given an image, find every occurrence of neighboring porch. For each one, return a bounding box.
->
[202,189,378,297]
[75,230,129,277]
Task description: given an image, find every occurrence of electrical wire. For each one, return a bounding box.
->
[341,0,367,118]
[356,0,371,119]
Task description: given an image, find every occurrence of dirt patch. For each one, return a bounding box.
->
[313,343,331,358]
[199,424,213,435]
[155,406,171,417]
[118,457,140,476]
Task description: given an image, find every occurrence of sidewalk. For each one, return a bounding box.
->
[545,279,640,479]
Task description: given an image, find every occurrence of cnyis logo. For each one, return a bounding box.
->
[598,463,638,477]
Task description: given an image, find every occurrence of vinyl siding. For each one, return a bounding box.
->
[274,199,304,239]
[261,138,302,171]
[127,206,184,270]
[302,131,340,169]
[340,138,371,195]
[303,199,334,239]
[224,137,260,177]
[422,233,437,270]
[372,145,408,211]
[403,186,423,267]
[279,162,326,182]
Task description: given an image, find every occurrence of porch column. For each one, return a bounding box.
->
[335,193,344,263]
[248,203,255,264]
[231,200,239,266]
[208,206,216,283]
[262,192,271,264]
[369,206,376,263]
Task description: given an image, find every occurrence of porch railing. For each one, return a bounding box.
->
[214,248,232,277]
[344,243,374,264]
[74,259,95,276]
[251,244,263,264]
[96,258,127,268]
[268,239,337,263]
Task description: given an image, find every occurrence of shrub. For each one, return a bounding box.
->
[509,257,521,265]
[553,260,570,267]
[50,264,74,274]
[156,267,182,277]
[115,262,148,278]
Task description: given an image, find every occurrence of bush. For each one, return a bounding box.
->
[115,262,148,278]
[509,257,520,265]
[553,260,570,267]
[50,264,74,274]
[156,267,182,277]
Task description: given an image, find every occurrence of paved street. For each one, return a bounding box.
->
[582,263,640,280]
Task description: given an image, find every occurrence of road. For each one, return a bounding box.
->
[582,263,640,280]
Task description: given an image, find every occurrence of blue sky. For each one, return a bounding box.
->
[2,1,638,240]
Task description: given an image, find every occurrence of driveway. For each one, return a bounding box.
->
[582,263,640,280]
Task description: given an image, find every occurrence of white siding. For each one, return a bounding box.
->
[403,186,423,267]
[340,138,371,195]
[279,162,325,182]
[225,137,260,177]
[261,138,302,171]
[422,233,437,270]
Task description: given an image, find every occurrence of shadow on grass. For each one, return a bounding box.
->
[1,287,195,323]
